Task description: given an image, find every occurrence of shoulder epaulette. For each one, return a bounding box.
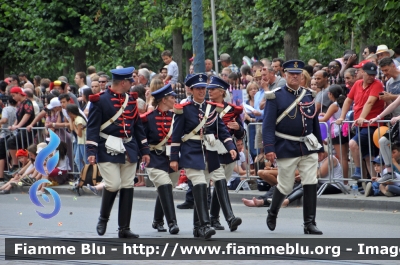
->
[89,93,101,103]
[305,88,317,98]
[264,87,282,100]
[130,92,138,99]
[140,110,153,123]
[207,101,224,113]
[173,102,191,114]
[227,103,244,115]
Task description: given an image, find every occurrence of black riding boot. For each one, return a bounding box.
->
[96,188,118,236]
[118,188,139,238]
[214,179,242,232]
[152,195,167,232]
[193,205,200,237]
[210,188,224,230]
[266,187,286,231]
[303,184,323,235]
[158,184,179,234]
[192,184,216,240]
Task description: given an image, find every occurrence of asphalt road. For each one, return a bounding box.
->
[1,193,399,265]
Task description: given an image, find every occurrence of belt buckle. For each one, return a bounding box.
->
[299,137,305,142]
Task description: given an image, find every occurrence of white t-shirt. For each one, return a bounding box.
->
[58,156,71,171]
[167,61,179,85]
[1,106,17,138]
[32,100,40,116]
[228,152,246,185]
[79,85,90,97]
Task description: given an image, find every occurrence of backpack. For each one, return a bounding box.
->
[73,164,102,195]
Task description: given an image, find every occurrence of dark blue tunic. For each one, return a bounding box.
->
[141,108,173,173]
[86,89,150,163]
[262,86,323,159]
[170,100,236,173]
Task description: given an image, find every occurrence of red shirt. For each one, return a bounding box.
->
[348,79,384,127]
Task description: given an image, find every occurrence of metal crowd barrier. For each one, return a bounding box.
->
[234,120,400,196]
[0,127,81,177]
[318,120,400,197]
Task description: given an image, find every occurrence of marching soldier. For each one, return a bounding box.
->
[262,60,324,235]
[140,84,179,234]
[207,76,244,231]
[170,74,237,240]
[87,66,150,238]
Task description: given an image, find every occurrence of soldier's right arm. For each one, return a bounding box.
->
[170,106,185,163]
[86,94,102,157]
[262,96,278,155]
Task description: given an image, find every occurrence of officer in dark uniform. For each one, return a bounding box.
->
[170,73,237,240]
[86,66,150,238]
[207,76,244,231]
[140,84,179,235]
[262,60,324,235]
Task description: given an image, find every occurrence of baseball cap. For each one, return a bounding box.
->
[218,53,231,62]
[10,87,26,96]
[47,97,61,110]
[16,149,29,157]
[353,60,370,69]
[372,156,384,165]
[362,62,378,75]
[37,142,48,154]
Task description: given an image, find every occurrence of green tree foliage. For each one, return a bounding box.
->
[1,0,400,80]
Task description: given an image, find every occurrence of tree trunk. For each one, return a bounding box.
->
[191,0,205,73]
[185,49,192,77]
[63,66,69,77]
[0,64,4,80]
[173,28,183,83]
[359,29,369,60]
[73,47,87,73]
[284,22,300,60]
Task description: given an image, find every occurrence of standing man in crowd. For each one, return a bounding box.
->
[7,87,35,174]
[314,70,332,113]
[74,72,90,101]
[87,66,150,238]
[263,60,324,235]
[271,58,284,76]
[219,53,239,74]
[98,75,109,92]
[205,59,217,76]
[336,62,384,180]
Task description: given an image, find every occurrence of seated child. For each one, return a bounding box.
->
[365,156,400,197]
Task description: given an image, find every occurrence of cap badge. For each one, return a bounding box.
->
[371,67,374,70]
[294,62,298,68]
[199,74,203,82]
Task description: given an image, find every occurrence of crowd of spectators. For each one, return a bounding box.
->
[1,44,400,199]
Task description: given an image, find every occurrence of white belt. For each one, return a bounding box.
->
[149,144,165,151]
[183,135,202,141]
[99,132,132,143]
[275,131,306,142]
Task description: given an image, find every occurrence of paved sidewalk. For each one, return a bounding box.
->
[12,184,400,212]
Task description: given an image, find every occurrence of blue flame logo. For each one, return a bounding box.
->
[35,130,60,176]
[29,130,62,219]
[29,179,61,219]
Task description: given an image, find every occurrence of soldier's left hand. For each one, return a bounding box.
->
[142,154,150,167]
[229,150,237,160]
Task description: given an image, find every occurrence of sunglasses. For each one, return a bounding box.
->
[98,81,106,83]
[221,74,228,77]
[328,65,337,68]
